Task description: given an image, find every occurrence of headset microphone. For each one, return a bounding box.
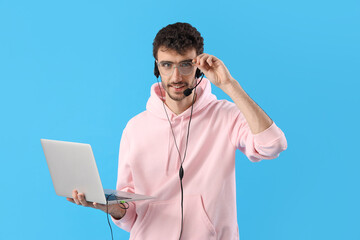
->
[183,74,204,96]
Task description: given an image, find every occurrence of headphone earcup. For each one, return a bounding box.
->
[154,61,160,78]
[195,68,203,79]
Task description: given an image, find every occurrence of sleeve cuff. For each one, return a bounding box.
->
[111,201,136,225]
[253,121,286,148]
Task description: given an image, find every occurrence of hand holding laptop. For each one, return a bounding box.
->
[41,139,154,219]
[66,190,126,220]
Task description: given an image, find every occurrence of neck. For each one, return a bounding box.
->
[165,92,196,115]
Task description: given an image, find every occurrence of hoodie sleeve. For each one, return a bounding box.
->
[228,105,287,162]
[111,129,137,231]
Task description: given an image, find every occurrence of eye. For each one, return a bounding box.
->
[180,62,192,68]
[160,62,172,68]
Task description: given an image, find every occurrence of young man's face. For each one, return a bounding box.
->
[157,46,197,102]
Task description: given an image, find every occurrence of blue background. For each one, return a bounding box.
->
[0,0,359,239]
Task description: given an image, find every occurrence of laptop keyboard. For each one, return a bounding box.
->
[105,194,131,201]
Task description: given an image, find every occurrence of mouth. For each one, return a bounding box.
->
[169,84,187,92]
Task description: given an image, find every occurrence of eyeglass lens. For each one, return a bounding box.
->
[158,62,194,76]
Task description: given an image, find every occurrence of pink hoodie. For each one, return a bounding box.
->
[112,78,287,240]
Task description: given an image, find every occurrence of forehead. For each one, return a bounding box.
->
[157,46,197,62]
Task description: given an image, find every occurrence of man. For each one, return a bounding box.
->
[68,22,287,239]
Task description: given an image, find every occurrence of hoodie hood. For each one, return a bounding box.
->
[146,78,217,120]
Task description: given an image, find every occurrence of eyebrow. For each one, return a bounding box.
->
[159,59,193,64]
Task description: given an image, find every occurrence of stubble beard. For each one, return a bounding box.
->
[161,82,188,101]
[161,78,196,102]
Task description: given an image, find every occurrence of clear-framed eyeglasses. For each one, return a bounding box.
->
[156,60,196,76]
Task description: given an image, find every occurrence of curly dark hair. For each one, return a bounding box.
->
[153,22,204,59]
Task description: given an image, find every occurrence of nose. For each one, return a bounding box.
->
[172,66,182,82]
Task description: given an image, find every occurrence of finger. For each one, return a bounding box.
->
[194,54,212,73]
[206,56,214,67]
[78,193,89,207]
[193,53,206,65]
[198,54,209,67]
[67,197,75,203]
[72,190,80,205]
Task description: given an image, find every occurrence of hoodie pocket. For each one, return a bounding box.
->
[132,195,217,240]
[182,195,217,239]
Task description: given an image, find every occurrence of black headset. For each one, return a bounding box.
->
[154,61,203,79]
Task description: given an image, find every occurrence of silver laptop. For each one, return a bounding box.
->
[41,139,154,204]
